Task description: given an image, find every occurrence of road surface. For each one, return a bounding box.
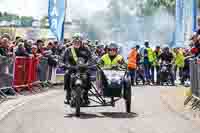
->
[0,86,200,133]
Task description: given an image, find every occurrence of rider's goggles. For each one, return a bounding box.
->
[72,39,82,44]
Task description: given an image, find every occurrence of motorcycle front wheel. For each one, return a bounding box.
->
[75,87,81,117]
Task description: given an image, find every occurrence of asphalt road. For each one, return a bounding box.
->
[0,86,200,133]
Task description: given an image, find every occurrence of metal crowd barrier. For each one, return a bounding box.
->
[0,56,15,98]
[0,54,67,96]
[184,57,200,109]
[13,56,42,92]
[190,58,200,98]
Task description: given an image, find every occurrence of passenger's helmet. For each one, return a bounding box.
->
[108,42,118,49]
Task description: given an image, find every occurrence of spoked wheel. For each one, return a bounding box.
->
[75,87,81,117]
[125,86,132,113]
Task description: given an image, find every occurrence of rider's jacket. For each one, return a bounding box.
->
[63,46,92,66]
[100,53,123,68]
[128,48,138,70]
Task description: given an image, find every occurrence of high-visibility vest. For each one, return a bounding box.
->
[175,51,185,68]
[152,50,161,66]
[128,48,137,69]
[147,48,154,63]
[71,47,78,63]
[101,54,123,68]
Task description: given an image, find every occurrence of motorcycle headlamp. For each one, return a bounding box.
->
[75,79,83,86]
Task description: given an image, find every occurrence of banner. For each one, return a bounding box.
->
[48,0,66,42]
[175,0,184,48]
[183,0,194,46]
[175,0,198,47]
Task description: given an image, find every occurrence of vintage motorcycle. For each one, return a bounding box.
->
[63,58,132,117]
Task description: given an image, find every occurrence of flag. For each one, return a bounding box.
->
[48,0,66,42]
[192,0,197,32]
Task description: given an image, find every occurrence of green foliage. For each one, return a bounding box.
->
[140,0,176,15]
[20,16,33,27]
[0,11,19,21]
[0,11,33,27]
[40,16,49,28]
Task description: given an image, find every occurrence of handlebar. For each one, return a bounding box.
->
[60,63,97,70]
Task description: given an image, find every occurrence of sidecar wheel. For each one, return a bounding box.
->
[125,86,132,113]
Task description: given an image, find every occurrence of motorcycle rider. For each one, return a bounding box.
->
[158,46,175,85]
[63,33,93,105]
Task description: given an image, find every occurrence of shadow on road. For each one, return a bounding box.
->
[100,112,138,118]
[64,112,138,119]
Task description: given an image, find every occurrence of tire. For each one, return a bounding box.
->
[75,87,81,117]
[124,86,132,113]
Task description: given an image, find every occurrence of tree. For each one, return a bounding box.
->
[40,16,49,28]
[20,16,33,27]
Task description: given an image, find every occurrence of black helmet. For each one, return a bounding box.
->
[136,45,140,49]
[144,40,149,47]
[156,46,160,49]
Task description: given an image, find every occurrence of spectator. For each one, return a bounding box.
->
[32,45,40,57]
[152,46,161,84]
[197,16,200,35]
[0,38,10,56]
[24,40,33,54]
[128,45,140,86]
[174,48,185,82]
[36,40,44,54]
[143,41,154,84]
[15,42,29,57]
[1,33,11,41]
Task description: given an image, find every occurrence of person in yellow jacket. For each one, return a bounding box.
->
[173,48,185,81]
[127,45,140,86]
[143,41,154,84]
[99,42,125,68]
[152,46,161,84]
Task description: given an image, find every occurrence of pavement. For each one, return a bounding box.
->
[0,85,200,133]
[161,86,200,125]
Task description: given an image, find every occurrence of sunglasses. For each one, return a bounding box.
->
[108,48,117,51]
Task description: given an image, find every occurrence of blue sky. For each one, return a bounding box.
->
[0,0,108,18]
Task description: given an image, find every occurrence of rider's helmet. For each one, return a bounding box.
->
[72,33,83,48]
[72,33,83,41]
